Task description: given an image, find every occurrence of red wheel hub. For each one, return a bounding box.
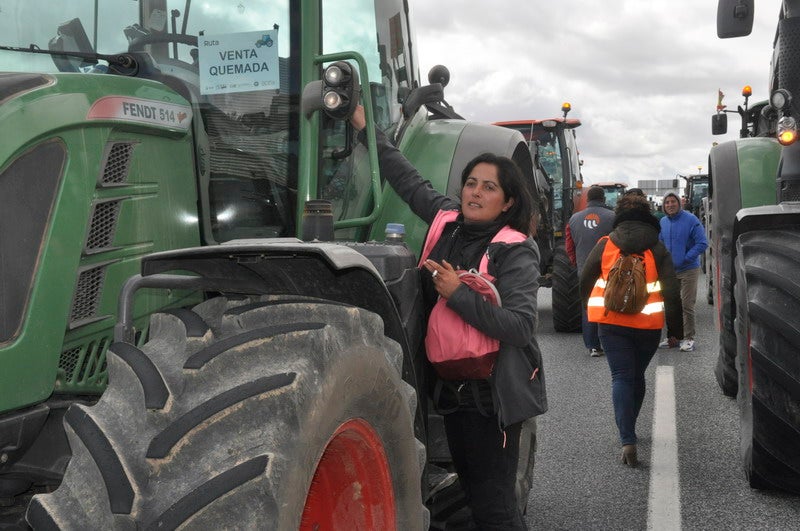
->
[300,418,396,530]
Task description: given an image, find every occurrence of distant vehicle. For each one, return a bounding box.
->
[495,105,585,332]
[681,173,709,220]
[590,182,627,209]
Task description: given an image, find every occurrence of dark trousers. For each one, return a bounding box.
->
[598,324,661,445]
[581,305,601,350]
[443,411,527,530]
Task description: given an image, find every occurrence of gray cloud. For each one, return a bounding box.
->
[411,0,779,186]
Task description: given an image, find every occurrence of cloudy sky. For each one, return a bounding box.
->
[410,0,780,187]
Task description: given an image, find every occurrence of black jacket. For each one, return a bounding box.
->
[579,208,684,338]
[366,129,547,427]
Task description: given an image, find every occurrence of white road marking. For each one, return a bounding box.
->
[647,365,681,530]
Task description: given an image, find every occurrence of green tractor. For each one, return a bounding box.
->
[0,1,542,528]
[494,107,585,333]
[710,0,800,494]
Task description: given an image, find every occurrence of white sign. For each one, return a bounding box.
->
[198,30,279,95]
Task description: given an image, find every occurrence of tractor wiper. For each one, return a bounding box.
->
[0,44,138,73]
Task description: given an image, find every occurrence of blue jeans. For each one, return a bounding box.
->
[598,324,661,445]
[582,306,601,350]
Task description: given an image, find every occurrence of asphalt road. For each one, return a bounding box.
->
[524,272,800,530]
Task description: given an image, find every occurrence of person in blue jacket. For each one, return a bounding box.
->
[658,192,708,352]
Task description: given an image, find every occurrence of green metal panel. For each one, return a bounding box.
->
[368,114,467,256]
[0,74,201,412]
[737,137,781,208]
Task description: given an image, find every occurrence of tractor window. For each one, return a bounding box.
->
[533,128,564,210]
[0,1,139,73]
[157,0,298,242]
[320,0,413,237]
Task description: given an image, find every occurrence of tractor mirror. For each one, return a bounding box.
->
[717,0,754,38]
[712,113,728,135]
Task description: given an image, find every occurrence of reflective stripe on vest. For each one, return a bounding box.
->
[587,237,665,329]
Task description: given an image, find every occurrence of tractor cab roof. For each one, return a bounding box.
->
[494,118,582,130]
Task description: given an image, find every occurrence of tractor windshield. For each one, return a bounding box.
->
[0,0,297,241]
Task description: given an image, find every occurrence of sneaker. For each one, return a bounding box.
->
[658,338,674,349]
[590,348,603,357]
[679,339,695,352]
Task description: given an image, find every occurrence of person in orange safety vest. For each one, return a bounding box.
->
[579,194,683,467]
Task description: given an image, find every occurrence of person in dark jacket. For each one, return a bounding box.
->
[566,185,615,357]
[351,106,545,530]
[580,194,683,467]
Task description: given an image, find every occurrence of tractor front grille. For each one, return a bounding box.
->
[779,179,800,202]
[85,200,121,251]
[100,142,135,185]
[69,264,106,325]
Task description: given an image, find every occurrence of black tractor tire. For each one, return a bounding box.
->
[515,418,537,515]
[734,230,800,494]
[27,297,427,529]
[714,247,739,398]
[551,244,581,333]
[706,259,714,306]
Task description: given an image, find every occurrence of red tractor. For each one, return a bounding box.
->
[495,104,585,332]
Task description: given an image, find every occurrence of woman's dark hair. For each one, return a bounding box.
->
[615,193,651,215]
[613,193,660,230]
[460,153,534,234]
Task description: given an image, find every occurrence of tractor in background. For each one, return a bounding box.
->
[590,181,627,210]
[709,0,800,495]
[495,104,585,332]
[0,0,543,528]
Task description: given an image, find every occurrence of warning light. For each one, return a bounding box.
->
[742,85,752,97]
[777,116,797,146]
[561,102,572,118]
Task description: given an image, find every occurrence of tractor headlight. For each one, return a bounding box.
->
[300,61,360,120]
[324,64,345,85]
[771,89,792,112]
[323,90,343,110]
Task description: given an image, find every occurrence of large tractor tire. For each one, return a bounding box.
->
[713,246,739,398]
[734,230,800,494]
[27,297,427,529]
[514,418,537,514]
[551,244,581,333]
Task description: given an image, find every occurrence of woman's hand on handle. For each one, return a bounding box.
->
[350,105,366,131]
[424,259,459,299]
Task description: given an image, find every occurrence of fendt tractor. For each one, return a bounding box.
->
[706,87,773,306]
[0,1,544,528]
[708,0,800,494]
[494,108,585,333]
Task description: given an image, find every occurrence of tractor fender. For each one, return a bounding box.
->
[138,239,423,405]
[445,122,534,198]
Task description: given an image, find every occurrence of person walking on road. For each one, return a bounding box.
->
[580,194,683,466]
[566,185,614,357]
[658,192,708,352]
[351,106,545,529]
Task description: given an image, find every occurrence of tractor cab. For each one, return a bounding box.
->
[0,0,418,245]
